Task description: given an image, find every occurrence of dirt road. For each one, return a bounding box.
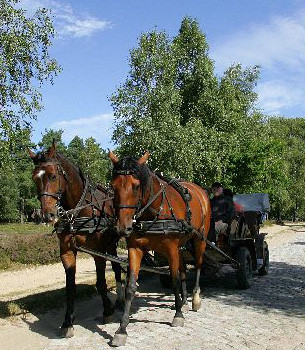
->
[1,223,305,350]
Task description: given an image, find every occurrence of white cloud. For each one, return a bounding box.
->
[50,113,115,149]
[211,11,305,116]
[257,80,304,114]
[212,11,305,70]
[18,0,111,38]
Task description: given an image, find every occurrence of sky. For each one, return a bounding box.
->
[18,0,305,150]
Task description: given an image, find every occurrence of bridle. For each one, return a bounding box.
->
[113,170,142,210]
[37,162,68,202]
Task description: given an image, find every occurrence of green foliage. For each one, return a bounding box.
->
[0,0,60,163]
[0,164,19,221]
[80,137,110,185]
[38,128,67,154]
[110,16,305,220]
[111,17,262,187]
[267,117,305,220]
[67,136,85,167]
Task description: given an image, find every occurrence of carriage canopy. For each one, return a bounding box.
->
[233,193,270,213]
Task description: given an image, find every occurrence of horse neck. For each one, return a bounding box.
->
[140,171,164,216]
[142,172,185,220]
[57,155,84,210]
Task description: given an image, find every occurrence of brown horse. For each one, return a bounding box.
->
[29,142,124,338]
[109,151,210,347]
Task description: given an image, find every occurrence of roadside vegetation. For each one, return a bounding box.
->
[0,223,58,270]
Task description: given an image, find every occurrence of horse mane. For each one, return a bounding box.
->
[112,156,151,192]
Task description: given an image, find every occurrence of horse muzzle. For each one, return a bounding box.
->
[116,225,133,238]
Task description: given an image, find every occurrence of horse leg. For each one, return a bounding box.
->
[192,238,205,311]
[170,247,184,327]
[60,250,77,338]
[111,260,125,310]
[107,236,124,309]
[111,247,143,347]
[94,257,115,323]
[179,252,189,313]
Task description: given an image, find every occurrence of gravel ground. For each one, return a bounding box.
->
[0,223,304,350]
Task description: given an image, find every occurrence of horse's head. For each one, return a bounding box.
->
[29,141,67,224]
[110,151,150,237]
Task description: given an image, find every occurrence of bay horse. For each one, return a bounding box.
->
[29,141,124,338]
[109,151,210,347]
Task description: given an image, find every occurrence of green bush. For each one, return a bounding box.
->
[0,248,11,269]
[0,224,60,269]
[7,234,60,265]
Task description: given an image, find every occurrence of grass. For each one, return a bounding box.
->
[0,222,53,235]
[261,219,277,227]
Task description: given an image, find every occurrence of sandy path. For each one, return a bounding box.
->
[0,259,97,301]
[0,223,304,350]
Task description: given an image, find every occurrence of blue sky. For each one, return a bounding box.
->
[19,0,305,149]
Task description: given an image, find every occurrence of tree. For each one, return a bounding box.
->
[0,127,39,222]
[0,0,60,163]
[110,17,262,187]
[67,136,85,168]
[80,137,110,185]
[267,117,305,220]
[38,128,67,154]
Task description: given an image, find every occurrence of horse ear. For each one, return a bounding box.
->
[138,151,149,165]
[109,150,119,164]
[28,148,36,159]
[47,139,56,157]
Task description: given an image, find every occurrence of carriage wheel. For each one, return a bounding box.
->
[258,242,269,276]
[236,246,253,289]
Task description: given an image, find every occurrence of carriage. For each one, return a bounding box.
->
[144,192,270,290]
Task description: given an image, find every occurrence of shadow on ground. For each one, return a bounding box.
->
[138,259,305,318]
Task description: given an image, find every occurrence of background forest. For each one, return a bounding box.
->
[1,4,305,223]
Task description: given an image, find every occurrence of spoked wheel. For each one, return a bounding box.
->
[258,242,269,276]
[236,246,253,289]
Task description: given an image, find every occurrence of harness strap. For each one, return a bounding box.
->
[39,191,61,200]
[135,178,176,220]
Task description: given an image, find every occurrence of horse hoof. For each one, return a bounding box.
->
[111,333,128,347]
[192,293,202,311]
[59,326,74,338]
[181,303,189,313]
[171,316,184,327]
